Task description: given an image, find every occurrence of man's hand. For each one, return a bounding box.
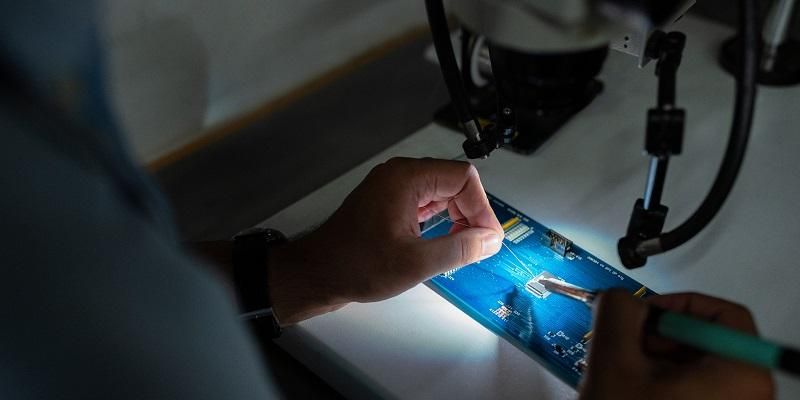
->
[268,157,504,324]
[579,291,774,400]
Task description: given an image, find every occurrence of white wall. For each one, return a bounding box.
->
[102,0,428,163]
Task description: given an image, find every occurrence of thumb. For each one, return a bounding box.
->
[587,289,651,376]
[414,227,502,277]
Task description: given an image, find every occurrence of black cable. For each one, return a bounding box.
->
[656,56,678,107]
[460,30,475,92]
[424,0,482,142]
[640,0,759,255]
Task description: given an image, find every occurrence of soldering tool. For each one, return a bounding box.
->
[540,278,800,378]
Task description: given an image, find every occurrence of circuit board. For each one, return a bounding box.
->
[421,193,655,387]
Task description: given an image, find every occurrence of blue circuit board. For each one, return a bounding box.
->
[421,193,655,387]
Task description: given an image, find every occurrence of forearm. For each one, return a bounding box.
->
[267,235,343,325]
[188,238,338,326]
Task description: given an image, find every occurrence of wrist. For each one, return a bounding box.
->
[232,229,286,338]
[268,236,345,325]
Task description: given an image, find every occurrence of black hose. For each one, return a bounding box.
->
[646,0,759,254]
[425,0,481,142]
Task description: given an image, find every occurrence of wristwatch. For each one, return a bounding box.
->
[232,227,287,338]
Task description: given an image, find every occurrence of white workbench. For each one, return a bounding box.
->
[263,16,800,399]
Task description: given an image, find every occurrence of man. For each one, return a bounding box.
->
[1,2,773,399]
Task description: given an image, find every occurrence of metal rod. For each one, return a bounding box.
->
[763,0,796,71]
[643,157,670,210]
[540,278,597,306]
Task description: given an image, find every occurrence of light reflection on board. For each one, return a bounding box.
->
[421,193,654,387]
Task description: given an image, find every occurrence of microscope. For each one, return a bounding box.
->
[425,0,760,269]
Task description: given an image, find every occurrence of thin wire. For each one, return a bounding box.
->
[501,242,533,276]
[423,206,534,276]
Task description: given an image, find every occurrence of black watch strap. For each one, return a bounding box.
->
[233,227,286,338]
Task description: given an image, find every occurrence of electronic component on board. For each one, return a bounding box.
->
[575,358,588,373]
[501,216,521,231]
[492,305,513,321]
[440,267,460,280]
[502,216,536,244]
[581,331,594,344]
[525,271,557,299]
[546,230,573,256]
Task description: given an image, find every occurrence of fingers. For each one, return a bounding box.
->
[357,157,504,286]
[387,158,502,235]
[417,200,449,223]
[590,292,756,368]
[588,289,651,374]
[410,227,502,277]
[582,291,774,400]
[647,293,758,334]
[638,293,758,361]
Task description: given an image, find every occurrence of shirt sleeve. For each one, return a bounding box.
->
[0,108,283,399]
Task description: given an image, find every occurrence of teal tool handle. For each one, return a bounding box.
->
[653,309,782,369]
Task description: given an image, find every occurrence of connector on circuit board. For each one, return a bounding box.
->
[526,271,557,299]
[546,230,572,256]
